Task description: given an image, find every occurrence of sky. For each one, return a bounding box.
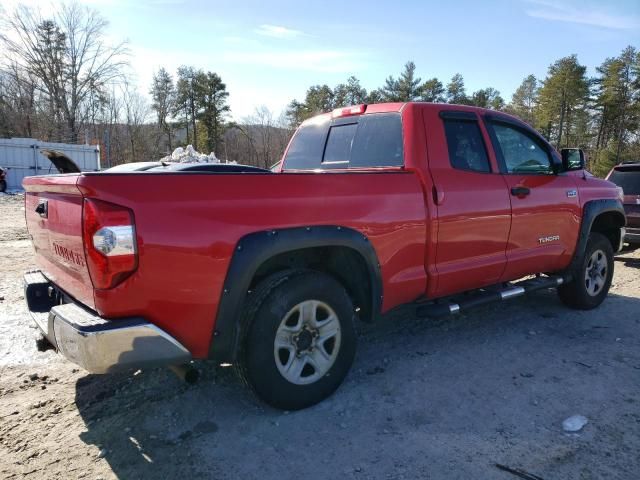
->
[2,0,640,120]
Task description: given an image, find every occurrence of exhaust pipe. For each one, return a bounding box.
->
[168,363,199,384]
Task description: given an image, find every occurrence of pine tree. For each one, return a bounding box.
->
[535,55,590,148]
[446,74,468,104]
[420,78,445,102]
[175,66,203,147]
[381,61,422,101]
[197,71,230,155]
[150,67,175,150]
[592,46,640,174]
[507,74,538,125]
[285,100,310,128]
[333,76,367,107]
[470,87,504,110]
[304,85,335,114]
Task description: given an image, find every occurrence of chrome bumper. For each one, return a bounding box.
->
[625,227,640,245]
[24,271,191,373]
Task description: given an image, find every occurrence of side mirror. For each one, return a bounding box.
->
[561,148,585,171]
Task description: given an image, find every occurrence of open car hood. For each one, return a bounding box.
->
[39,149,82,174]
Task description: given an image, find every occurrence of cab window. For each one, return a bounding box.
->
[443,119,491,173]
[490,123,553,175]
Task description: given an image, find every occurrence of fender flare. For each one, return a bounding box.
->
[569,199,626,272]
[208,225,382,361]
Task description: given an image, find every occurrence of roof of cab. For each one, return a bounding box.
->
[301,102,525,126]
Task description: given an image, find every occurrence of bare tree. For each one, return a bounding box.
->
[121,82,151,162]
[243,106,292,169]
[0,2,128,142]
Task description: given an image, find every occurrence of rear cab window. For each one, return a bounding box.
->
[283,113,404,170]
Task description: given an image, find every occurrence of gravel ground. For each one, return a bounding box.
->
[1,191,639,480]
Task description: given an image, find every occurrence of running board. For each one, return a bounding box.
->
[416,275,567,319]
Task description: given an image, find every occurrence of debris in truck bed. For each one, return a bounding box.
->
[160,145,220,164]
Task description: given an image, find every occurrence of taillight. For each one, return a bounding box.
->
[331,104,367,118]
[82,198,138,289]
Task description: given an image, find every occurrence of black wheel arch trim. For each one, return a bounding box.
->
[569,199,626,272]
[208,225,382,362]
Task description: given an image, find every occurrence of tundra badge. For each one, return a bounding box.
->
[539,235,560,244]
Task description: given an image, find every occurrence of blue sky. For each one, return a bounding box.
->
[6,0,640,119]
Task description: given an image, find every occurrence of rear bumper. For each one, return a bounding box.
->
[24,271,191,373]
[625,227,640,245]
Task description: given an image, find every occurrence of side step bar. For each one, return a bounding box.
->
[416,275,568,319]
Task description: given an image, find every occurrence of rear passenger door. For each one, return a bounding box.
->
[424,110,511,297]
[483,118,581,279]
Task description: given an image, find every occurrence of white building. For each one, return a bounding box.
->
[0,138,100,191]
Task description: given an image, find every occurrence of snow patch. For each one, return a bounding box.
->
[160,145,220,164]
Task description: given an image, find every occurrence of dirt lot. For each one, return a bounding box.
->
[1,192,639,480]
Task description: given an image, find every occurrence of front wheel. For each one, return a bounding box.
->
[558,232,614,310]
[237,270,357,410]
[0,179,6,193]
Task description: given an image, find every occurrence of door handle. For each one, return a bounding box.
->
[510,186,530,197]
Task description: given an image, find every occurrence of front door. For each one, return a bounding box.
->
[484,120,581,280]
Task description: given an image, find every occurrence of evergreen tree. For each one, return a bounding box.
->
[175,66,203,147]
[507,74,538,125]
[535,55,590,148]
[197,71,230,155]
[333,76,367,106]
[304,84,335,114]
[470,87,504,110]
[366,89,384,104]
[150,67,175,150]
[592,46,639,173]
[420,78,445,102]
[285,100,310,128]
[446,74,468,104]
[381,61,422,101]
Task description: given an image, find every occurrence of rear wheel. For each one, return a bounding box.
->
[236,270,356,410]
[0,179,6,193]
[558,232,614,310]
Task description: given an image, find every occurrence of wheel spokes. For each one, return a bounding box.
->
[274,300,342,385]
[285,354,307,379]
[317,316,340,343]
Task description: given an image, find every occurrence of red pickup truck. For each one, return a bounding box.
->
[23,103,626,410]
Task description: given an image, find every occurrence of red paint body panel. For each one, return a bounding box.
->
[40,172,426,358]
[23,103,622,359]
[499,174,580,279]
[24,176,95,308]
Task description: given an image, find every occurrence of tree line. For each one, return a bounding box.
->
[285,64,505,125]
[0,2,638,175]
[286,50,640,175]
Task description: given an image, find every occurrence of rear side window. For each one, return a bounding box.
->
[443,119,491,173]
[609,168,640,195]
[283,113,403,170]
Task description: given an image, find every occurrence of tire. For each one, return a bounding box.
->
[558,232,614,310]
[0,179,6,193]
[236,270,357,410]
